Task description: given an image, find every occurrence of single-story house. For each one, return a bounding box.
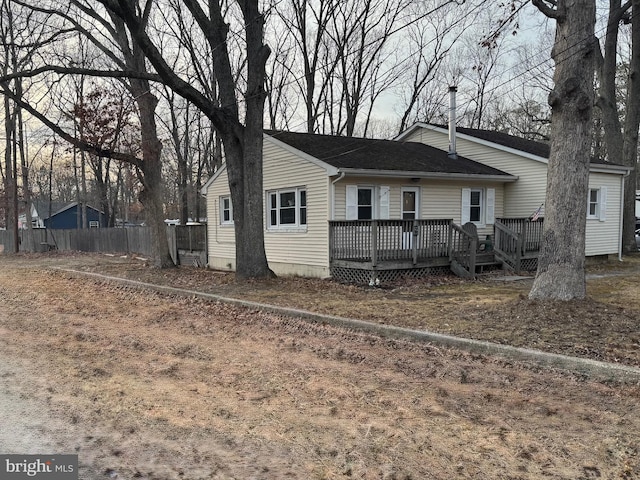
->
[202,124,630,283]
[43,202,106,230]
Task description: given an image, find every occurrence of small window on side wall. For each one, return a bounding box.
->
[587,187,607,221]
[220,196,233,225]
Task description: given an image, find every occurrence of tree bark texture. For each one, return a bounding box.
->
[136,87,173,268]
[209,0,273,279]
[529,0,596,300]
[595,0,640,254]
[621,0,640,253]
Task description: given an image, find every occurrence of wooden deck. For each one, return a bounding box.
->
[329,218,543,283]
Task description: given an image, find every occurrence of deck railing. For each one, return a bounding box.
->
[329,219,453,266]
[494,217,543,272]
[449,223,478,278]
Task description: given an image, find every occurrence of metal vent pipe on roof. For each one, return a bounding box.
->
[448,86,457,159]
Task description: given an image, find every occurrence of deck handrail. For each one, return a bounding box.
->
[494,220,523,272]
[494,218,543,273]
[449,223,477,278]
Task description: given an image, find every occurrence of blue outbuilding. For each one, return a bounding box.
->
[43,202,107,229]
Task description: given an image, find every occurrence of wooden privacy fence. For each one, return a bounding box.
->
[0,224,207,266]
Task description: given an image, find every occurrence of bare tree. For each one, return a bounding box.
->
[92,0,273,278]
[529,0,597,300]
[396,1,481,132]
[0,0,58,249]
[325,0,411,136]
[4,0,174,266]
[274,0,340,133]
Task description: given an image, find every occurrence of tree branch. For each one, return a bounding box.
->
[532,0,564,20]
[96,0,236,136]
[0,65,161,84]
[0,83,143,168]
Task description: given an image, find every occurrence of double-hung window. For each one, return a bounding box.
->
[461,187,495,226]
[357,187,373,220]
[346,185,390,220]
[268,187,307,230]
[220,196,233,225]
[587,187,607,221]
[469,189,482,222]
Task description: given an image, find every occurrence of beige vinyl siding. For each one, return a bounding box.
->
[333,178,504,238]
[406,126,624,255]
[205,141,332,277]
[586,173,621,256]
[262,141,331,276]
[205,167,237,271]
[405,128,547,218]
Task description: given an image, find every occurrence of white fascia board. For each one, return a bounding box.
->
[589,164,631,175]
[201,162,227,196]
[393,122,428,141]
[337,168,518,183]
[264,133,340,176]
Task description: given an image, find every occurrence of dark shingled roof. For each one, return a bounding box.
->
[440,125,614,166]
[453,126,551,158]
[266,130,513,177]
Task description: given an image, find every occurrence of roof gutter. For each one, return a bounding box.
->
[336,168,518,183]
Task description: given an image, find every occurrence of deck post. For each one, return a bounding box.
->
[412,222,418,265]
[470,237,477,276]
[371,220,378,267]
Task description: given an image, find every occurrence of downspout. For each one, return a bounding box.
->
[448,86,458,159]
[329,171,346,276]
[618,170,629,261]
[331,171,346,220]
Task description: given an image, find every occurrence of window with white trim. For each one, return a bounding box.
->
[220,196,233,225]
[346,185,390,220]
[587,187,607,221]
[357,187,373,219]
[469,189,482,222]
[267,187,307,229]
[461,187,495,226]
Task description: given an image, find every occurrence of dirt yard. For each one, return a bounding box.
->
[0,253,639,479]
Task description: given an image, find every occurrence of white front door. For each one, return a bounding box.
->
[402,187,420,220]
[402,187,420,249]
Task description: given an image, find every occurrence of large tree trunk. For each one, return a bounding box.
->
[136,88,173,268]
[595,0,640,254]
[215,0,273,279]
[231,8,272,279]
[621,0,640,253]
[3,95,17,253]
[529,0,596,300]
